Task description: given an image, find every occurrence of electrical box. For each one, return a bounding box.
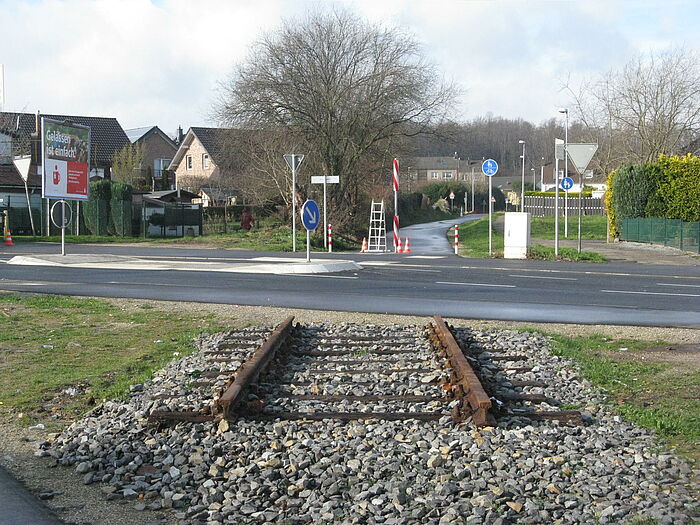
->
[504,212,531,259]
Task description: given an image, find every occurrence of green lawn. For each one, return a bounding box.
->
[530,215,608,240]
[542,331,699,462]
[453,215,606,261]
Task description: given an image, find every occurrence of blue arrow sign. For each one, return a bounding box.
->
[482,159,498,176]
[300,200,320,231]
[561,177,574,191]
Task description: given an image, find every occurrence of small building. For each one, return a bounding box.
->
[169,127,231,191]
[196,186,240,207]
[140,189,201,237]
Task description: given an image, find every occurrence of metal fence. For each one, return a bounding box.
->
[620,217,700,253]
[523,196,605,217]
[3,197,202,238]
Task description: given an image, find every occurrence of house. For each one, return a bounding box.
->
[195,186,240,207]
[169,127,234,191]
[124,126,178,190]
[402,156,487,191]
[539,161,607,195]
[0,111,130,181]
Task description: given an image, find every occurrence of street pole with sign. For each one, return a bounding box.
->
[311,175,339,248]
[300,199,320,263]
[518,140,525,211]
[283,154,304,252]
[12,155,36,236]
[554,138,565,256]
[50,200,72,256]
[566,143,599,252]
[481,159,498,256]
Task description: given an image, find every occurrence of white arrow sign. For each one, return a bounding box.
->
[566,143,598,174]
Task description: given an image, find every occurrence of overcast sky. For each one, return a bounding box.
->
[1,0,698,136]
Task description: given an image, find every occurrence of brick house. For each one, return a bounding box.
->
[169,127,235,192]
[125,126,178,190]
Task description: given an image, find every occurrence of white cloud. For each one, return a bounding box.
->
[1,0,698,133]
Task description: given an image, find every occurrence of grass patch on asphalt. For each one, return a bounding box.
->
[530,215,608,241]
[527,244,607,262]
[453,215,605,261]
[0,294,231,429]
[543,332,700,462]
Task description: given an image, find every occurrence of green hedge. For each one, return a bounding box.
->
[606,154,700,237]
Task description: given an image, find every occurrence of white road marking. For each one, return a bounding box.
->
[462,265,700,280]
[601,289,700,298]
[507,274,577,281]
[436,281,516,288]
[306,275,358,279]
[656,283,700,288]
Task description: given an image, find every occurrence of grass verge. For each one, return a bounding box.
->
[0,294,231,429]
[530,215,608,241]
[454,215,606,261]
[541,331,699,462]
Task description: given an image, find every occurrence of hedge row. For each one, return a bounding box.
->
[605,154,700,237]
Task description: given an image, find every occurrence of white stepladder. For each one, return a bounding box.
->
[367,200,388,252]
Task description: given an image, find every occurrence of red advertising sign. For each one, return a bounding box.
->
[41,118,90,201]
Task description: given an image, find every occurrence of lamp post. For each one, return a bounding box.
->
[518,140,525,211]
[540,157,544,190]
[558,107,570,247]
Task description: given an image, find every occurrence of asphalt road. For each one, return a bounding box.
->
[1,240,699,328]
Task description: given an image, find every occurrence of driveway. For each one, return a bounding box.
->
[387,214,484,255]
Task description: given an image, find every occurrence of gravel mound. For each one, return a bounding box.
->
[45,325,698,524]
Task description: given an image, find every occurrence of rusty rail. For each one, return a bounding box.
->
[216,316,295,420]
[428,316,494,426]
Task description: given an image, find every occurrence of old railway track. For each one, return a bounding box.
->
[148,316,581,427]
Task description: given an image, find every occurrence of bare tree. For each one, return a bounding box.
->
[111,142,146,188]
[566,48,700,171]
[216,8,457,222]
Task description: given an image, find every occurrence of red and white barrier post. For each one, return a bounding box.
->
[328,223,332,253]
[392,158,400,253]
[454,224,459,255]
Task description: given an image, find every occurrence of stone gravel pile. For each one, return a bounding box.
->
[45,324,698,524]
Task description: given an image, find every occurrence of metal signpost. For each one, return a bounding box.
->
[300,199,320,262]
[12,155,36,236]
[283,154,304,252]
[566,143,599,252]
[554,138,565,256]
[50,200,72,256]
[561,176,574,238]
[481,159,498,256]
[311,175,339,248]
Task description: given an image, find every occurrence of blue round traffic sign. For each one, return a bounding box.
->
[300,200,320,231]
[560,177,574,191]
[482,159,498,177]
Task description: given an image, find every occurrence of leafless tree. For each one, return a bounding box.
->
[216,8,457,223]
[111,142,146,188]
[566,48,700,171]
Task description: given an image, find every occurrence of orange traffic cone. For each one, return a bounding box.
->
[396,237,403,253]
[360,237,368,253]
[4,229,14,246]
[403,237,411,253]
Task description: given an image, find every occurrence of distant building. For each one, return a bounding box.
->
[125,126,178,190]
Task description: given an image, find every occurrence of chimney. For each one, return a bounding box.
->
[176,125,184,145]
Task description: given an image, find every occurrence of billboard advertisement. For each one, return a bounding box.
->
[41,118,91,200]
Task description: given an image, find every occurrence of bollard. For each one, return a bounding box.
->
[454,224,459,255]
[328,223,333,253]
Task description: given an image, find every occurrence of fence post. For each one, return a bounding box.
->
[680,220,684,252]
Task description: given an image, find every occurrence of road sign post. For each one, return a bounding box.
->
[300,200,320,263]
[311,175,339,249]
[554,139,565,256]
[50,199,72,256]
[481,159,498,256]
[561,177,574,238]
[284,154,304,252]
[566,144,598,252]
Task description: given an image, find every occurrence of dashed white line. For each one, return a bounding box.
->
[507,274,577,281]
[436,281,516,288]
[656,283,700,288]
[601,289,700,297]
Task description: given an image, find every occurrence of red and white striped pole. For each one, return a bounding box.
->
[454,224,459,255]
[392,158,400,252]
[328,223,332,253]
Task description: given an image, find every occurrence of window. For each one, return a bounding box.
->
[186,155,193,170]
[202,153,210,169]
[443,171,453,179]
[431,171,439,179]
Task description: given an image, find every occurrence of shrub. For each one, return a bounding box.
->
[604,169,617,238]
[654,154,700,222]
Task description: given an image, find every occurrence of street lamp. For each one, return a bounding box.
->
[558,107,574,249]
[518,140,525,212]
[531,167,535,192]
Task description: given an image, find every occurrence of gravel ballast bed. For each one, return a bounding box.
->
[45,324,698,524]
